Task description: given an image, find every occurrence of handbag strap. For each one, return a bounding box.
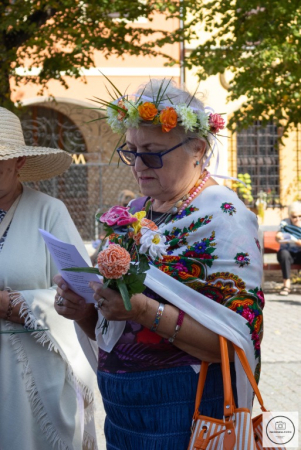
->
[232,343,266,411]
[0,195,21,240]
[193,336,267,420]
[193,337,235,420]
[219,336,235,416]
[193,361,209,421]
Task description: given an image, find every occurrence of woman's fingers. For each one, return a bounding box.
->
[57,286,85,306]
[53,274,97,322]
[53,274,66,287]
[53,273,85,307]
[89,282,107,301]
[54,297,78,316]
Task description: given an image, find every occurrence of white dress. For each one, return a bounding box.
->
[0,186,97,450]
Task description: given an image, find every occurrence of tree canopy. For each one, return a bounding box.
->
[0,0,195,109]
[186,1,301,134]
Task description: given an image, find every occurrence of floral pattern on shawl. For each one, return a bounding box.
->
[234,252,250,268]
[254,237,261,252]
[164,215,212,254]
[220,202,236,215]
[151,189,264,380]
[172,206,199,222]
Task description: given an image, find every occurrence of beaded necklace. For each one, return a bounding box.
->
[147,170,211,226]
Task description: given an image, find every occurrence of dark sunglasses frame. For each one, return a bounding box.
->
[117,138,191,169]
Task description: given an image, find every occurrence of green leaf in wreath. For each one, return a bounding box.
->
[116,278,132,311]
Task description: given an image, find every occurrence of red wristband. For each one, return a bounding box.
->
[168,309,185,343]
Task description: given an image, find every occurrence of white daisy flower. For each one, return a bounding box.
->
[139,228,167,260]
[175,104,198,132]
[124,100,140,128]
[197,110,210,136]
[106,103,126,133]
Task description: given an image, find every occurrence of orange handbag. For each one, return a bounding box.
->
[188,336,286,450]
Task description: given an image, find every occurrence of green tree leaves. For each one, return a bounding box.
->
[1,1,199,109]
[186,1,301,134]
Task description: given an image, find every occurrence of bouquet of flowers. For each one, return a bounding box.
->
[64,202,168,312]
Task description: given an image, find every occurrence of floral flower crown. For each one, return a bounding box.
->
[92,76,225,138]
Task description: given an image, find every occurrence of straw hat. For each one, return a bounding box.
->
[0,107,73,181]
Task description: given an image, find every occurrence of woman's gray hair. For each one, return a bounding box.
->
[288,201,301,216]
[133,79,214,169]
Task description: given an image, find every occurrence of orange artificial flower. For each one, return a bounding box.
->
[138,102,158,121]
[133,218,158,244]
[97,244,131,279]
[159,107,178,132]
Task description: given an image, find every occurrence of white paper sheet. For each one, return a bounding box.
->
[39,229,100,303]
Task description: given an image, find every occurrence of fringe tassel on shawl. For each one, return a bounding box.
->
[83,430,98,450]
[5,290,97,450]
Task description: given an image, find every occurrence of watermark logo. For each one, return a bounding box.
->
[262,412,298,448]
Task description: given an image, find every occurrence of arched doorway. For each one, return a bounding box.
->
[21,105,92,239]
[20,101,140,241]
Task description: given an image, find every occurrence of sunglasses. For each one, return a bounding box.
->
[291,215,301,219]
[117,138,191,169]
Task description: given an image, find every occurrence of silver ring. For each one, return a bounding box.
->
[95,298,105,310]
[56,295,64,306]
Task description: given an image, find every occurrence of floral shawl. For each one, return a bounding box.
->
[94,185,264,410]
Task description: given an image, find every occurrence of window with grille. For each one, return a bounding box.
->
[236,121,280,207]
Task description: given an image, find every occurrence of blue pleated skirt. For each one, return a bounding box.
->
[97,364,237,450]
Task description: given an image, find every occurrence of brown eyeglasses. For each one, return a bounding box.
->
[291,215,301,219]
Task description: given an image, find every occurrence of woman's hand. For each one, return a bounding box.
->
[53,274,96,322]
[275,231,284,242]
[53,274,98,340]
[0,290,10,319]
[89,282,147,323]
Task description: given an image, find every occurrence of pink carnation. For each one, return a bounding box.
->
[208,113,225,133]
[99,205,137,227]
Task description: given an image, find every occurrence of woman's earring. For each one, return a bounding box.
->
[195,160,200,166]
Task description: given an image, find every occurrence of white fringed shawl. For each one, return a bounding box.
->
[0,186,97,450]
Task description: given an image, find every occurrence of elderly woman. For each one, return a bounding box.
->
[276,201,301,295]
[0,107,97,450]
[54,80,264,450]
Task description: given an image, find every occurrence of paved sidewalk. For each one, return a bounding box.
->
[93,293,301,449]
[252,293,301,448]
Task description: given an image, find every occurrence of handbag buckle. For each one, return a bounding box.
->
[223,413,236,423]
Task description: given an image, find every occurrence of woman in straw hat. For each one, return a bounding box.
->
[0,107,97,450]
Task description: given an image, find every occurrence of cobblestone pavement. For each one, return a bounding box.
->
[93,293,301,449]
